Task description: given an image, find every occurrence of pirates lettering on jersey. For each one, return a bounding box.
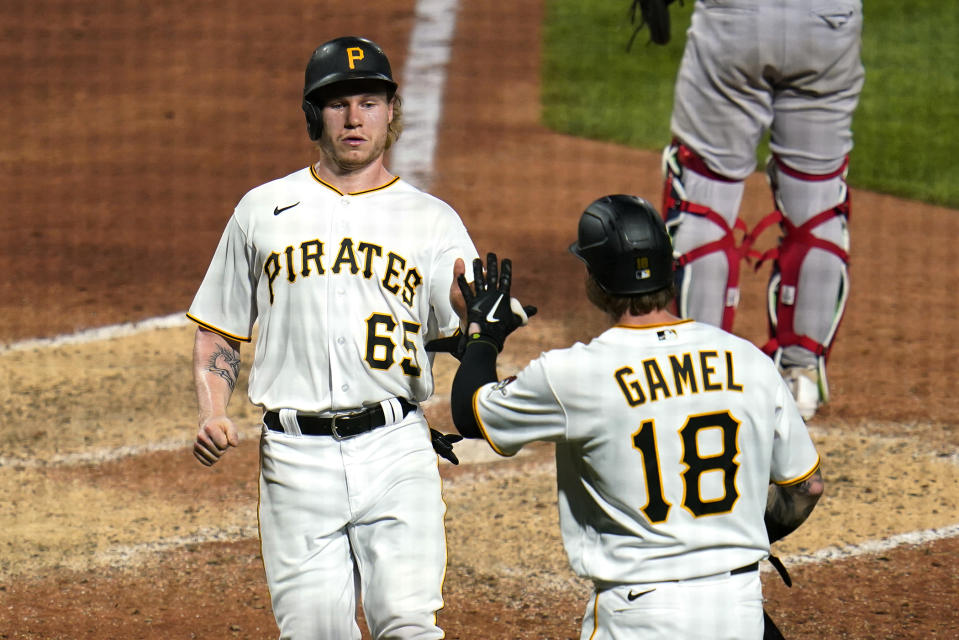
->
[263,237,422,306]
[615,350,743,406]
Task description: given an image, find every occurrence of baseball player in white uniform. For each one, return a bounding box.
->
[441,195,824,639]
[662,0,865,420]
[188,36,477,639]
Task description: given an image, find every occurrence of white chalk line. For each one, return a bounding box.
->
[0,312,191,356]
[768,523,959,570]
[388,0,460,189]
[94,522,260,569]
[0,439,194,469]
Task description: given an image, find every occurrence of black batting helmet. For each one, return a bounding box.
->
[302,36,398,141]
[569,195,674,295]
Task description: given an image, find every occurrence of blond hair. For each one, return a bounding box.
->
[385,93,403,150]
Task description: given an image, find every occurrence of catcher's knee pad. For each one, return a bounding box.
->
[759,155,852,402]
[661,141,746,330]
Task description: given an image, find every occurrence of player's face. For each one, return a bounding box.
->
[318,89,394,172]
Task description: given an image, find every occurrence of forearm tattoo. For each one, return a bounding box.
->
[207,344,241,392]
[765,471,822,543]
[767,488,800,528]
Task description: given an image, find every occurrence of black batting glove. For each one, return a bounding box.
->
[459,253,537,351]
[424,330,467,361]
[430,429,464,464]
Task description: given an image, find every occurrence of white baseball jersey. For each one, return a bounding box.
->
[474,319,819,585]
[188,165,478,413]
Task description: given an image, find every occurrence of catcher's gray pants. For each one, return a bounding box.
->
[667,0,863,367]
[670,0,864,180]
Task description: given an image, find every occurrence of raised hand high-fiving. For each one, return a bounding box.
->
[459,253,536,351]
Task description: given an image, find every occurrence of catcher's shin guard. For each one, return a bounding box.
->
[755,156,852,405]
[661,141,747,331]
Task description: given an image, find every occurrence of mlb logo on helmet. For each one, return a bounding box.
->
[635,256,651,281]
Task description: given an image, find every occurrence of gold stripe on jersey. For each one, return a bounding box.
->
[774,458,821,487]
[185,313,252,342]
[472,387,514,457]
[587,596,601,640]
[349,176,400,194]
[614,318,694,330]
[309,165,400,195]
[436,474,450,630]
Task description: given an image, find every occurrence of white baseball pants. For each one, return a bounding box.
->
[580,568,764,640]
[258,416,447,639]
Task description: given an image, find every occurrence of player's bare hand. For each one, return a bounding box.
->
[449,257,468,326]
[194,416,239,466]
[423,259,471,360]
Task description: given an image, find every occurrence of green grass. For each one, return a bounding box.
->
[542,0,959,208]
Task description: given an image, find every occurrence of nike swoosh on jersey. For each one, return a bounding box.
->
[273,202,300,215]
[627,588,655,601]
[485,294,504,323]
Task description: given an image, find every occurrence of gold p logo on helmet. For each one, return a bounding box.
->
[347,47,365,69]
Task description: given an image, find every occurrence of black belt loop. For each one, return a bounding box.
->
[264,398,416,438]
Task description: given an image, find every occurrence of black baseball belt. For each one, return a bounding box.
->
[264,398,416,440]
[625,560,760,599]
[670,561,759,582]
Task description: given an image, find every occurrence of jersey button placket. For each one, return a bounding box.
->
[336,193,358,518]
[328,197,350,407]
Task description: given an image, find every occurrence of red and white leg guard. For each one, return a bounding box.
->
[661,141,748,331]
[755,155,852,406]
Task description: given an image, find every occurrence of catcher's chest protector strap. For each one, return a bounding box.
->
[663,143,749,332]
[752,196,851,359]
